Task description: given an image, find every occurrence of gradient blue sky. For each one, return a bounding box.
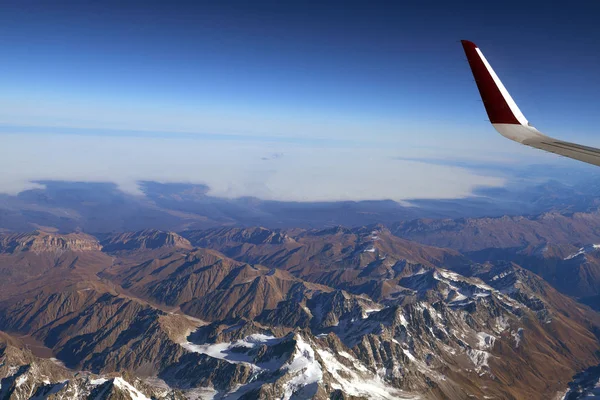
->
[1,0,599,201]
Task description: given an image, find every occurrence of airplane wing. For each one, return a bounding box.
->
[461,40,600,167]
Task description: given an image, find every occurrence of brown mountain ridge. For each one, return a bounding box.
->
[0,228,599,399]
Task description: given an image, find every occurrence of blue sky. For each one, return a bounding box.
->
[1,0,599,201]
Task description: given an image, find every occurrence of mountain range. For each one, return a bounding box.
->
[1,222,600,399]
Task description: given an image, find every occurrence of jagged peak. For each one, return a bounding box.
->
[310,226,353,236]
[185,226,296,246]
[353,223,390,236]
[227,227,295,245]
[101,229,192,252]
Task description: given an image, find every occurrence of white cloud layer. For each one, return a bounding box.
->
[0,132,506,201]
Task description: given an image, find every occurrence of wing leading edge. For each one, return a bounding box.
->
[461,40,600,167]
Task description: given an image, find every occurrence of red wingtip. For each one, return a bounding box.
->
[461,40,521,125]
[460,40,477,49]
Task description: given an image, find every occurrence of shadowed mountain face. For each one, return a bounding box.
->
[391,212,600,253]
[0,228,599,399]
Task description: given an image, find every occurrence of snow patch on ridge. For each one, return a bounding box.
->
[181,333,278,367]
[467,349,491,375]
[317,348,416,400]
[113,377,151,400]
[565,244,600,260]
[511,328,524,348]
[15,375,27,388]
[477,332,496,349]
[281,335,323,400]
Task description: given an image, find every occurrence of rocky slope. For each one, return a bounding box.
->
[390,212,600,310]
[181,227,600,398]
[0,331,186,399]
[0,231,113,303]
[466,243,600,301]
[0,228,599,399]
[184,225,470,301]
[158,260,600,399]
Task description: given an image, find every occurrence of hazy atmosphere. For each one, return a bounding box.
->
[2,0,600,202]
